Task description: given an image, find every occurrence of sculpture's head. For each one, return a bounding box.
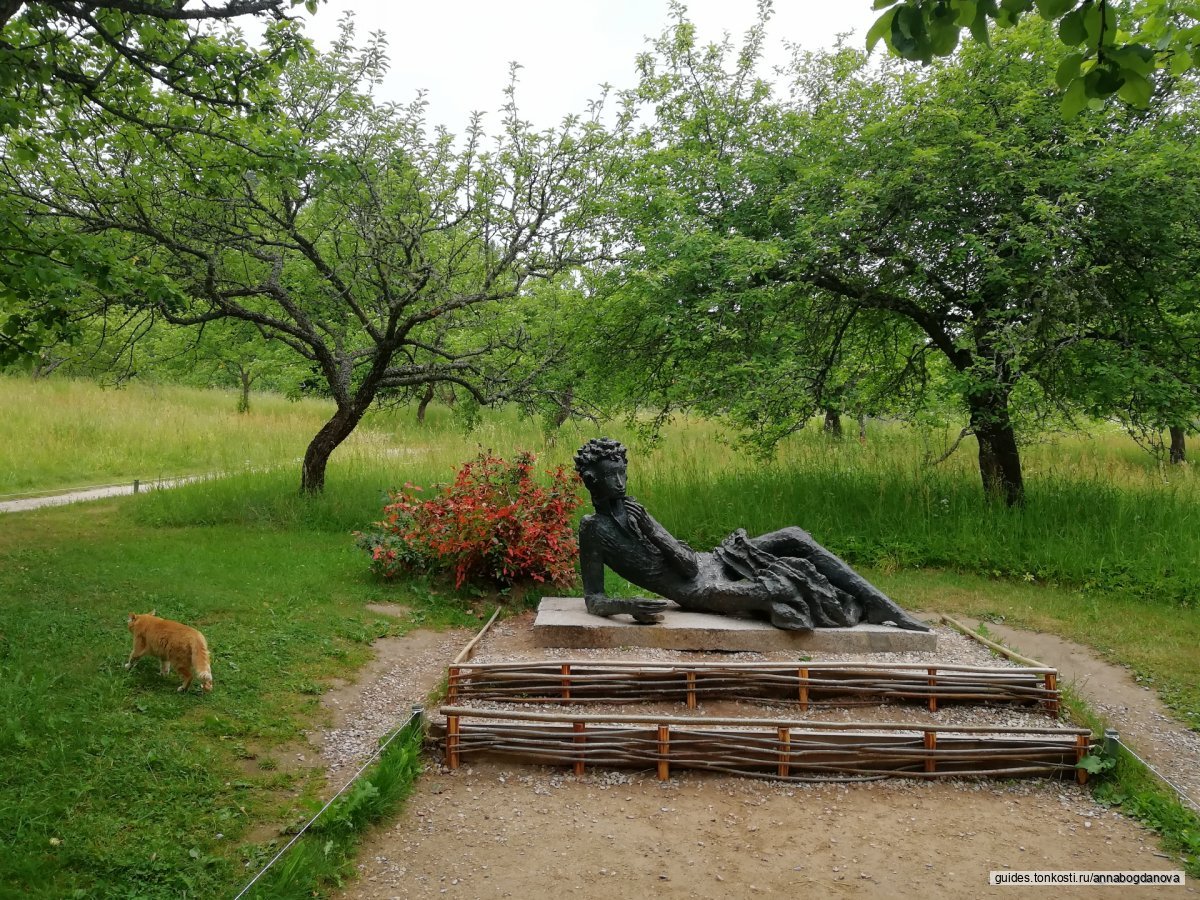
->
[574,437,628,502]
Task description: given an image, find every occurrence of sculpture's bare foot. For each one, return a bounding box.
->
[864,597,931,632]
[585,595,669,625]
[769,602,813,631]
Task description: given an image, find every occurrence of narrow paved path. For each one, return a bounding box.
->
[0,476,203,514]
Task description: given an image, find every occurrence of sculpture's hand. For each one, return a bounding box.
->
[627,596,669,624]
[624,498,651,528]
[584,593,669,624]
[625,497,700,577]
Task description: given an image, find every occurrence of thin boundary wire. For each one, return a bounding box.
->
[232,706,424,900]
[1112,735,1200,814]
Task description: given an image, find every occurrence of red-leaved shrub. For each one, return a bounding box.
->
[354,451,581,589]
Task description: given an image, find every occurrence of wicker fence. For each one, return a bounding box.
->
[437,707,1093,783]
[447,660,1061,714]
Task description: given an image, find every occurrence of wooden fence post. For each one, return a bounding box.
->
[777,727,790,779]
[573,722,586,777]
[799,667,809,712]
[1044,673,1059,716]
[924,731,937,774]
[657,725,670,781]
[927,668,938,712]
[447,715,460,770]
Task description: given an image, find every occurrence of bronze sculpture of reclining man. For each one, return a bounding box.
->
[573,437,929,632]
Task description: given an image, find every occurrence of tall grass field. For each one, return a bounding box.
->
[1,375,1198,895]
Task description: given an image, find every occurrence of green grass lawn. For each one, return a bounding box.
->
[0,501,478,900]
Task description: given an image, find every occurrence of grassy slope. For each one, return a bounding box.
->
[0,502,477,900]
[0,377,337,495]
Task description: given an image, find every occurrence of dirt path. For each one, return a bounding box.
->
[342,773,1178,899]
[312,616,1196,899]
[954,617,1200,813]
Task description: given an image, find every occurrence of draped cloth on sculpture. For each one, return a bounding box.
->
[711,529,866,628]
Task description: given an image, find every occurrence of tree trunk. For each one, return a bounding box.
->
[857,413,867,446]
[238,370,252,414]
[823,407,843,438]
[416,383,435,423]
[552,385,575,429]
[968,391,1024,506]
[301,404,367,494]
[1169,426,1186,464]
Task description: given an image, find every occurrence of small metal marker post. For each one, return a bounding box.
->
[133,479,140,494]
[1103,728,1119,757]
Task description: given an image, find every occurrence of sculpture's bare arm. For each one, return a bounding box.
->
[579,515,669,624]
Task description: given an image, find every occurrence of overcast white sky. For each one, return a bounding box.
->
[290,1,878,132]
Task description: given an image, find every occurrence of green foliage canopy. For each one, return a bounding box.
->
[869,0,1200,113]
[4,17,624,491]
[0,0,313,367]
[597,12,1200,503]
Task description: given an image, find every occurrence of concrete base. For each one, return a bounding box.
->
[532,597,937,653]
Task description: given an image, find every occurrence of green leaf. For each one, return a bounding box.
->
[1055,50,1084,87]
[930,22,961,55]
[1168,50,1192,75]
[969,8,992,44]
[1035,0,1076,19]
[1083,2,1102,44]
[1084,64,1125,97]
[891,6,926,57]
[954,0,979,27]
[872,0,897,9]
[1060,75,1088,116]
[1076,754,1115,775]
[1059,7,1087,45]
[867,9,898,51]
[1116,70,1153,106]
[1108,44,1156,76]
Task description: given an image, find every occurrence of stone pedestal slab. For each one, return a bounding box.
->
[532,597,937,653]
